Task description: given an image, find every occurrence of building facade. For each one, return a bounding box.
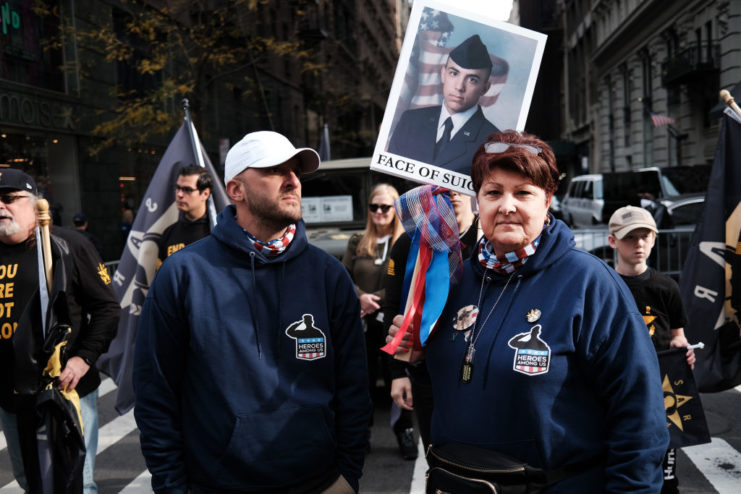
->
[560,0,740,175]
[0,0,406,259]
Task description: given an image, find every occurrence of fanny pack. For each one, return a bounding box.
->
[426,443,602,494]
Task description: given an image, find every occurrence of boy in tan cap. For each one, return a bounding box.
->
[607,205,694,494]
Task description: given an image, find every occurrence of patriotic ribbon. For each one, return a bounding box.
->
[381,186,462,355]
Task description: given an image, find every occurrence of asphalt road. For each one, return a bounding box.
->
[1,380,739,493]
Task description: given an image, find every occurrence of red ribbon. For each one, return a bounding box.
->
[380,243,431,356]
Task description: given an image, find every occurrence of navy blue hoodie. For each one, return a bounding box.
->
[426,218,669,492]
[134,206,371,493]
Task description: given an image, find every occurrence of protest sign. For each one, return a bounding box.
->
[372,0,546,194]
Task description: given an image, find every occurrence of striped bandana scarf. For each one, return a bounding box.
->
[245,224,296,256]
[477,236,540,274]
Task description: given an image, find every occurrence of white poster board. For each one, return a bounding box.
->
[371,0,547,195]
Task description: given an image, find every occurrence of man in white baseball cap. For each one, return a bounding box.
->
[135,131,371,494]
[224,130,320,182]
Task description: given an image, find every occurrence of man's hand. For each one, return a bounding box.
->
[391,377,414,411]
[670,335,696,370]
[58,356,90,391]
[359,293,381,317]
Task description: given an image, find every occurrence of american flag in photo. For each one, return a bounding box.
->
[399,8,509,113]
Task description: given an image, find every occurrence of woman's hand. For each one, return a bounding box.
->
[359,293,381,317]
[670,335,696,370]
[391,377,414,410]
[386,314,414,352]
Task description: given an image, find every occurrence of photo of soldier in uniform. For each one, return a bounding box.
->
[372,1,546,193]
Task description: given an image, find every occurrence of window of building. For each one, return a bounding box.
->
[664,29,680,105]
[705,20,713,63]
[621,65,630,148]
[640,49,653,166]
[0,0,65,92]
[606,76,615,171]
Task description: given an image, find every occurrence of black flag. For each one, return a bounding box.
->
[679,114,741,392]
[97,121,229,414]
[657,348,711,449]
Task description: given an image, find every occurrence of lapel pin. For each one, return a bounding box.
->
[526,308,541,323]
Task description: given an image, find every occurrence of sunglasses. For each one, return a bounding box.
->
[368,204,393,213]
[484,142,543,156]
[0,193,29,204]
[175,185,198,194]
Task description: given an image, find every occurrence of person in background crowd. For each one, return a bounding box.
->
[73,212,103,257]
[0,169,120,494]
[134,131,371,494]
[388,130,668,491]
[341,184,414,459]
[607,205,696,494]
[157,164,212,263]
[385,189,478,452]
[120,197,135,247]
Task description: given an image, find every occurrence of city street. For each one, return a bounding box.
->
[0,379,739,493]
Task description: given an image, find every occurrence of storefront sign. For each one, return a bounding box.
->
[0,2,21,36]
[0,90,75,131]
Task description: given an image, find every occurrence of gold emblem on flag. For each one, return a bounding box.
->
[663,374,693,431]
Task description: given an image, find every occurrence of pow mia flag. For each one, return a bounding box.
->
[97,120,229,414]
[657,348,711,449]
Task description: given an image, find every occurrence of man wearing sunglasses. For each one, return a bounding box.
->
[156,163,213,263]
[0,169,120,493]
[388,34,500,176]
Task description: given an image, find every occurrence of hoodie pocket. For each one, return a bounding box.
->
[215,405,336,485]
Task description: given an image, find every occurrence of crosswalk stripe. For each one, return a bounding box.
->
[0,378,116,451]
[97,410,137,453]
[0,394,137,492]
[119,469,152,493]
[0,379,115,453]
[0,480,21,493]
[409,437,426,494]
[683,437,741,494]
[99,377,117,397]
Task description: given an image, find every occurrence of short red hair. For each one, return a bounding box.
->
[471,130,559,196]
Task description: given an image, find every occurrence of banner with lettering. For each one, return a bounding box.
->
[97,121,229,414]
[657,348,711,448]
[679,113,741,392]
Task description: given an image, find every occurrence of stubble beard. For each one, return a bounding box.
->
[246,193,302,232]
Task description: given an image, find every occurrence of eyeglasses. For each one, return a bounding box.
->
[368,204,393,213]
[0,193,29,204]
[484,142,543,156]
[175,185,198,194]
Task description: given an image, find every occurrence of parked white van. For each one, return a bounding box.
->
[560,174,603,228]
[561,167,686,229]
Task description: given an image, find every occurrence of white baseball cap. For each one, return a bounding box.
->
[224,131,320,183]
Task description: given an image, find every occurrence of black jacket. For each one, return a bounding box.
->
[13,227,120,399]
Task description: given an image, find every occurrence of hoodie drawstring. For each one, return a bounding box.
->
[247,251,262,359]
